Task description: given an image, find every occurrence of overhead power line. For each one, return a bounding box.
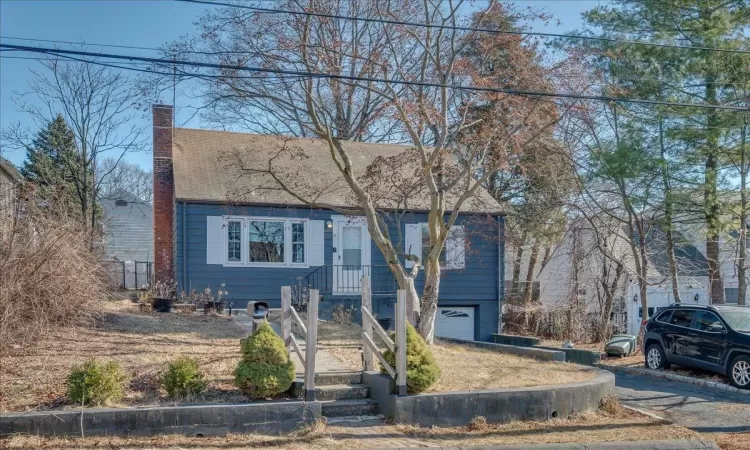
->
[1,42,748,113]
[175,0,750,56]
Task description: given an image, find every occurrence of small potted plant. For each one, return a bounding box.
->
[149,280,177,313]
[203,284,229,314]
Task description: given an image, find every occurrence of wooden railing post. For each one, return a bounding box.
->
[305,289,319,401]
[361,275,376,371]
[281,286,292,350]
[396,289,407,396]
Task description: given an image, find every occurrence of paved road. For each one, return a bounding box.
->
[615,371,750,433]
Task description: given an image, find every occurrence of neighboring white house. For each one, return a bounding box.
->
[527,220,710,335]
[674,219,749,304]
[0,157,22,241]
[101,190,153,289]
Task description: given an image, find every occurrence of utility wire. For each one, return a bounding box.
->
[176,0,750,56]
[2,42,748,112]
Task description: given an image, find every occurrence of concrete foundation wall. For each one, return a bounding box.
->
[0,401,321,437]
[367,370,614,427]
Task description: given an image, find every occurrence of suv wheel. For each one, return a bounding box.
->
[729,355,750,389]
[645,344,668,370]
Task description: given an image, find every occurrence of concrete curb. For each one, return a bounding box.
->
[598,364,750,396]
[364,440,719,450]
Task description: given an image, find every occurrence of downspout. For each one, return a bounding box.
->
[498,215,505,333]
[182,201,187,290]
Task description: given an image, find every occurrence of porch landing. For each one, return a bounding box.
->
[232,312,356,375]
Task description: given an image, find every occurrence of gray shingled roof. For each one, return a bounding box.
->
[0,157,21,183]
[172,128,504,214]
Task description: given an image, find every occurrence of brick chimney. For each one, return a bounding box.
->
[153,105,174,282]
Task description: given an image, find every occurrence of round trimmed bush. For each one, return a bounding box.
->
[67,359,126,406]
[161,357,206,399]
[234,321,295,399]
[382,323,441,394]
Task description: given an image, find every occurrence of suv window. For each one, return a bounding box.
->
[669,309,695,327]
[693,311,725,332]
[655,310,673,323]
[718,308,750,332]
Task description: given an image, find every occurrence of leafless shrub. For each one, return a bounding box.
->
[331,304,356,325]
[502,303,602,344]
[466,416,488,431]
[0,190,106,351]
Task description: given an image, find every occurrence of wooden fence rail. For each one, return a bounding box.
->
[281,286,319,401]
[360,275,407,396]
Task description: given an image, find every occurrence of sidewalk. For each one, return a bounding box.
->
[233,312,355,375]
[365,441,718,450]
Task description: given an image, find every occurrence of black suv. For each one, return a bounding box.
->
[644,304,750,388]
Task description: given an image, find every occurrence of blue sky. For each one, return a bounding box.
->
[0,0,603,170]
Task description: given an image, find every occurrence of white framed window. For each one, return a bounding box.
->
[405,222,465,270]
[223,216,308,267]
[227,220,242,262]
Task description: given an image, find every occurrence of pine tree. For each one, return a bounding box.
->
[21,114,83,217]
[578,0,750,304]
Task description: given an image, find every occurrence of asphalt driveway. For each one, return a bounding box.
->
[615,371,750,433]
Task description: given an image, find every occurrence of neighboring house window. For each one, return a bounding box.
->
[222,217,307,266]
[420,223,446,264]
[227,220,242,262]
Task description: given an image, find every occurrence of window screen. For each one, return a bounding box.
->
[342,226,362,267]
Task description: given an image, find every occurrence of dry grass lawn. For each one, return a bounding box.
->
[310,319,599,391]
[2,303,597,412]
[0,406,704,449]
[0,300,247,412]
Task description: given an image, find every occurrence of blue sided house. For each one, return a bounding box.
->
[152,105,506,342]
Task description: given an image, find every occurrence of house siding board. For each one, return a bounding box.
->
[175,203,502,340]
[101,197,154,263]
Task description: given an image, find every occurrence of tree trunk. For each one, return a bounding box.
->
[522,243,539,304]
[511,230,527,299]
[738,118,748,305]
[540,245,552,271]
[660,118,681,304]
[599,261,624,342]
[704,24,725,304]
[419,257,441,344]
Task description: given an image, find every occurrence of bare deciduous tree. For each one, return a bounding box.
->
[5,56,146,246]
[98,157,153,203]
[150,0,566,342]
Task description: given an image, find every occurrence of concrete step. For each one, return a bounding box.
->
[320,399,379,418]
[315,371,362,386]
[316,383,369,401]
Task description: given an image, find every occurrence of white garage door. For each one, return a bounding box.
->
[435,307,475,341]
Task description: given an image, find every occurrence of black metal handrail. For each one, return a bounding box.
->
[298,265,398,297]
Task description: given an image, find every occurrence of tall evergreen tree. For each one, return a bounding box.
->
[21,114,83,216]
[577,0,750,304]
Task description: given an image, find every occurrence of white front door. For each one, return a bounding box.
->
[435,307,475,341]
[332,216,371,294]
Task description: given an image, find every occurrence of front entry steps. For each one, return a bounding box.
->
[313,371,380,419]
